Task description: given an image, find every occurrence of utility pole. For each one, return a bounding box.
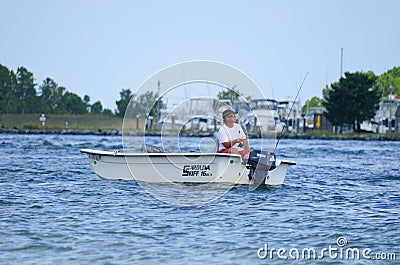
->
[340,48,343,78]
[389,84,393,132]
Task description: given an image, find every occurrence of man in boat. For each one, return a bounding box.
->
[217,109,251,160]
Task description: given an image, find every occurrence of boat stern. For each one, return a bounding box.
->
[265,160,296,185]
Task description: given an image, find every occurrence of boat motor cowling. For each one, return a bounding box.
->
[247,150,276,181]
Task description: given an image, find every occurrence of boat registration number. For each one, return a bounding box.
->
[182,164,212,177]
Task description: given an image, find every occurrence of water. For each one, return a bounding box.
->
[0,134,399,264]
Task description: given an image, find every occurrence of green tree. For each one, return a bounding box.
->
[132,91,165,122]
[59,91,87,114]
[14,67,37,113]
[322,71,379,132]
[90,101,103,114]
[302,96,322,114]
[217,87,241,103]
[39,77,64,113]
[102,108,113,116]
[374,66,400,98]
[83,95,90,112]
[53,87,67,113]
[117,89,165,120]
[0,64,16,114]
[115,88,133,117]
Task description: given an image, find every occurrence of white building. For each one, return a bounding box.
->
[277,100,302,132]
[373,97,400,133]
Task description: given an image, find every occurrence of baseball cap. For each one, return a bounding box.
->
[222,109,237,119]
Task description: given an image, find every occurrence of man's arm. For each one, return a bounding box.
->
[222,139,242,149]
[242,139,251,153]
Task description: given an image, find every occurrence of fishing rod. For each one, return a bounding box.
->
[273,72,309,153]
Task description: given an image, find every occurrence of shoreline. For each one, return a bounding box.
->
[280,133,400,141]
[1,128,399,141]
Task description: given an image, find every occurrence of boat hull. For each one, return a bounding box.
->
[81,149,295,186]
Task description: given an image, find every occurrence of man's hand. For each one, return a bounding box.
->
[233,139,242,145]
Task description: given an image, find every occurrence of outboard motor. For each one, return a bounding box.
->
[247,150,276,182]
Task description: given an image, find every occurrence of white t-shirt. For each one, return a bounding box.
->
[217,123,247,151]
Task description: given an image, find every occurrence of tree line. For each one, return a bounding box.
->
[302,66,399,132]
[0,64,114,115]
[0,63,165,118]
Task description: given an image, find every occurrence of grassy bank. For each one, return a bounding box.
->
[0,114,125,130]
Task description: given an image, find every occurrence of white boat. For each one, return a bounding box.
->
[81,148,295,187]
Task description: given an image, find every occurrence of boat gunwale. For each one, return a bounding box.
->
[280,160,296,165]
[80,148,243,158]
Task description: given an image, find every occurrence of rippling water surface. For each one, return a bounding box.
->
[0,134,399,264]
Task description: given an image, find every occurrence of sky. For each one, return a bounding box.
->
[1,0,399,111]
